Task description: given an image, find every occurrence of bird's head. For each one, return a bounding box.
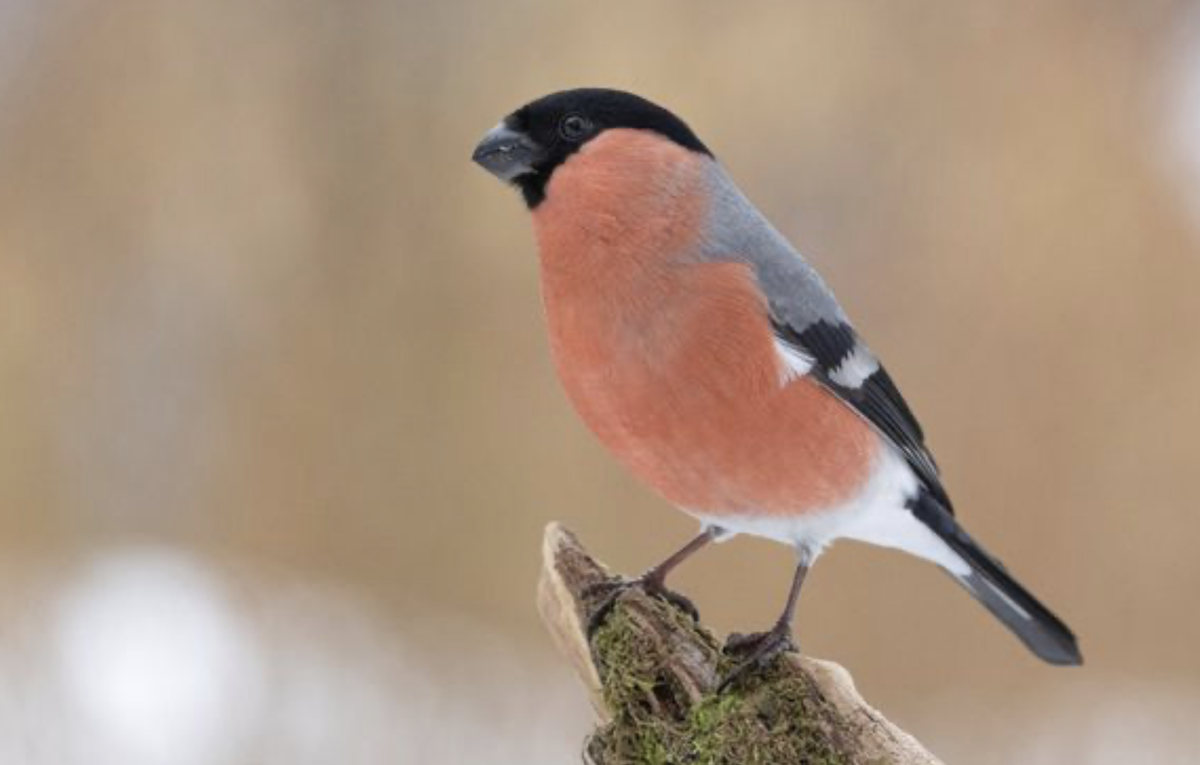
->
[471,88,711,208]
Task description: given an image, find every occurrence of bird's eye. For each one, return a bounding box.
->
[559,114,591,141]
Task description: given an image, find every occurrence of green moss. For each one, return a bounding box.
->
[585,598,849,765]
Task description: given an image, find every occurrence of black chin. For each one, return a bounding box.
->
[513,171,549,209]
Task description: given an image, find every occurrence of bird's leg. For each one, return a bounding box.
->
[719,548,812,691]
[584,526,724,638]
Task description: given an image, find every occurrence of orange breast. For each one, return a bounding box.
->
[532,130,878,517]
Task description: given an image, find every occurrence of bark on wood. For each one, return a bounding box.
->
[536,522,943,765]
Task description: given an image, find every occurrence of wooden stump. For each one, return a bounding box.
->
[536,522,943,765]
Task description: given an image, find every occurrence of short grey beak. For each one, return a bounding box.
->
[472,123,542,182]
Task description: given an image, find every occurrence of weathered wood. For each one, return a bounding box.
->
[537,522,943,765]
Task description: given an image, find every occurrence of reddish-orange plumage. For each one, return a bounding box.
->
[533,130,878,519]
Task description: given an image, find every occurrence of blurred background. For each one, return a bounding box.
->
[1,0,1198,762]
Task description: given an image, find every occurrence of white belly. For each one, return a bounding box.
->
[689,446,969,575]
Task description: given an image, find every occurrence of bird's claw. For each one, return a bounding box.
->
[718,624,797,692]
[583,575,700,639]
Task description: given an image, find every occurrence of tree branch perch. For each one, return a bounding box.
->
[537,522,942,764]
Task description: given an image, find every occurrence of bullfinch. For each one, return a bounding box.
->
[472,88,1082,683]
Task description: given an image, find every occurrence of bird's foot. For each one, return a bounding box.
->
[583,574,700,639]
[718,622,797,692]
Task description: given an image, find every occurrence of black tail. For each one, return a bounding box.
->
[911,492,1082,666]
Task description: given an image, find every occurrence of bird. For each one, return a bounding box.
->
[471,88,1082,684]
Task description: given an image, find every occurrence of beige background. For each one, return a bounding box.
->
[1,1,1198,762]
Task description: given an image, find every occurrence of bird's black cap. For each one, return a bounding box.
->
[472,88,712,208]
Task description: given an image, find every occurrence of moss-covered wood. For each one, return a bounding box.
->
[536,523,942,765]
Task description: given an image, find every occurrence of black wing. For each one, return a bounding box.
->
[772,318,954,513]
